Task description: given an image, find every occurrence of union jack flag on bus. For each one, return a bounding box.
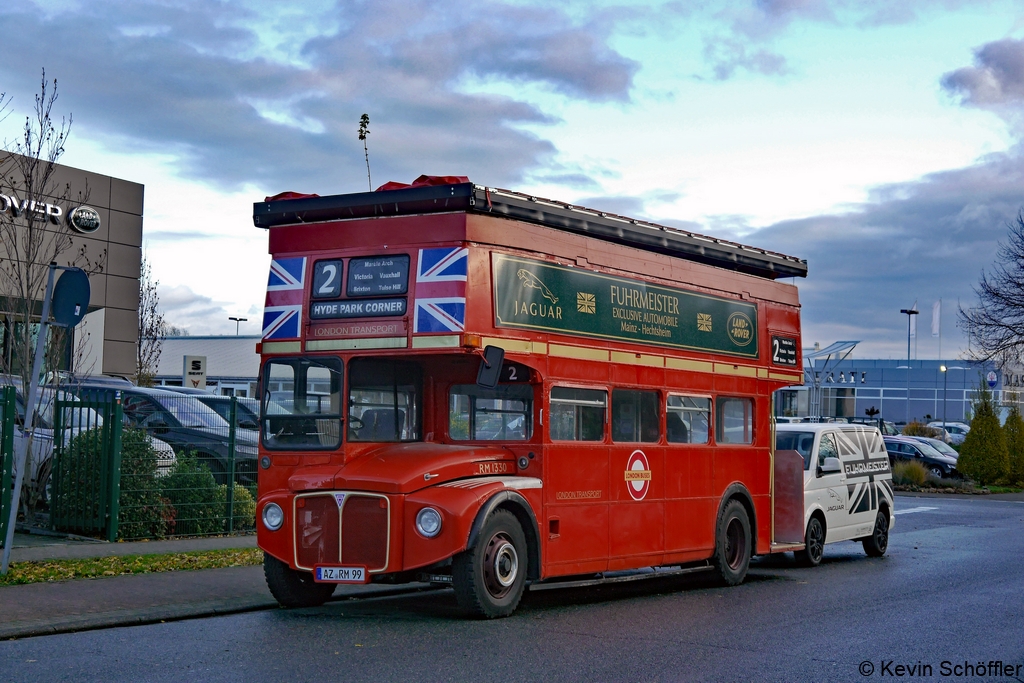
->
[414,247,467,333]
[262,257,307,340]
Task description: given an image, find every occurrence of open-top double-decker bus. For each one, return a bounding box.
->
[253,177,808,617]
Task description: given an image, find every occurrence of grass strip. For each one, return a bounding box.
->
[0,548,264,587]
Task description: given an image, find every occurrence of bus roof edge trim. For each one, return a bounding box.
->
[253,183,808,280]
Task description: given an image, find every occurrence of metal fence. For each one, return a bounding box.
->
[0,386,15,547]
[51,392,257,541]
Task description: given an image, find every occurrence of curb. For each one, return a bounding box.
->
[0,583,442,640]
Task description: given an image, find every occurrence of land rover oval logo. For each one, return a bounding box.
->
[68,206,101,234]
[727,311,753,347]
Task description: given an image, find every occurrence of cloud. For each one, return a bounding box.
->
[942,38,1024,107]
[745,145,1024,357]
[158,283,234,335]
[0,0,638,195]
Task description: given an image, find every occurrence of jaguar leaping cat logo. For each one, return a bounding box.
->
[517,269,558,304]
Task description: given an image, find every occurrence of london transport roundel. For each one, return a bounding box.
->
[624,450,651,501]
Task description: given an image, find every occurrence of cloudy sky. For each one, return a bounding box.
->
[2,0,1023,360]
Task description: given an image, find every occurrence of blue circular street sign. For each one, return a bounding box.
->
[52,268,91,328]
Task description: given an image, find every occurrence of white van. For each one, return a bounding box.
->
[776,423,895,566]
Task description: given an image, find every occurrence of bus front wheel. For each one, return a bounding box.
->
[712,499,752,586]
[263,555,336,608]
[452,509,527,618]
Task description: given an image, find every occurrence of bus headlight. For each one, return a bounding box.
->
[262,502,284,531]
[415,507,442,538]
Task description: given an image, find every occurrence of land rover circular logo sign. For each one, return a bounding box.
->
[67,206,101,234]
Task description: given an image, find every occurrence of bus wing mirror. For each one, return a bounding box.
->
[476,345,505,389]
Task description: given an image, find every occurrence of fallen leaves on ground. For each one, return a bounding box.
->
[0,548,263,586]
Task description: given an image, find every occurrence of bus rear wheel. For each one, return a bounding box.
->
[712,500,752,586]
[263,555,336,608]
[452,509,527,618]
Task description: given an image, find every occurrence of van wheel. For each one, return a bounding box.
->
[452,509,527,618]
[796,516,824,567]
[263,555,336,608]
[862,509,889,557]
[712,500,752,586]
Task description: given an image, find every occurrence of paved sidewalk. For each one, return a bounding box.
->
[1,533,433,640]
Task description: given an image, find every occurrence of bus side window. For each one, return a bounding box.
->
[716,397,754,445]
[612,389,659,443]
[666,395,710,444]
[549,387,606,441]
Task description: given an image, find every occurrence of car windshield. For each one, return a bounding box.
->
[151,394,228,429]
[776,431,816,470]
[914,440,946,458]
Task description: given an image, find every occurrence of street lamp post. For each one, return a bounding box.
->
[941,365,947,431]
[228,316,247,335]
[900,307,918,425]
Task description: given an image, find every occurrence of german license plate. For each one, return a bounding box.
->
[313,565,368,584]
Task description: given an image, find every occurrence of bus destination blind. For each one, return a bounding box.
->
[347,255,410,297]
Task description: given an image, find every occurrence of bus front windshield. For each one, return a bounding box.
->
[347,358,422,442]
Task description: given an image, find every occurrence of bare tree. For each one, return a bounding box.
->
[959,212,1024,362]
[0,71,105,392]
[135,255,164,386]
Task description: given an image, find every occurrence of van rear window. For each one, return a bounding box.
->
[776,431,815,469]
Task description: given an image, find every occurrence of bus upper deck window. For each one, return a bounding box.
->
[666,395,711,444]
[717,397,754,445]
[612,389,659,443]
[449,384,532,441]
[549,387,606,441]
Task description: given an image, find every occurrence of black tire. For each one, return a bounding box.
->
[796,515,825,567]
[927,465,943,479]
[263,554,336,608]
[862,509,890,558]
[452,509,528,618]
[712,499,752,586]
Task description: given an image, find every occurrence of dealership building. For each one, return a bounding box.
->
[0,153,143,377]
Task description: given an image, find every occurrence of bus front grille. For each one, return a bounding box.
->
[341,495,389,571]
[295,494,339,570]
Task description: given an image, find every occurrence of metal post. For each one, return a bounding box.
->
[941,365,948,431]
[0,386,16,547]
[226,397,237,533]
[2,263,57,574]
[106,394,123,543]
[901,308,918,426]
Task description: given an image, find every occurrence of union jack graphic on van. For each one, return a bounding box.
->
[262,257,306,340]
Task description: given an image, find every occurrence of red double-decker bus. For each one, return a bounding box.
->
[253,178,808,617]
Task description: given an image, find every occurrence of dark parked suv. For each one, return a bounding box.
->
[883,435,959,479]
[75,385,258,484]
[162,388,260,432]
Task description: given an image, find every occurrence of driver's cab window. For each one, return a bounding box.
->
[348,358,422,442]
[818,432,838,468]
[449,384,532,441]
[261,357,343,450]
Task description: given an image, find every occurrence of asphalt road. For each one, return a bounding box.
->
[4,494,1024,683]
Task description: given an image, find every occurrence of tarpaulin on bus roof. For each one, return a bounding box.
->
[375,175,470,192]
[265,191,321,202]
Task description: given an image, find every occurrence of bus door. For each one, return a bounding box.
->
[545,386,609,575]
[609,388,664,567]
[664,394,714,554]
